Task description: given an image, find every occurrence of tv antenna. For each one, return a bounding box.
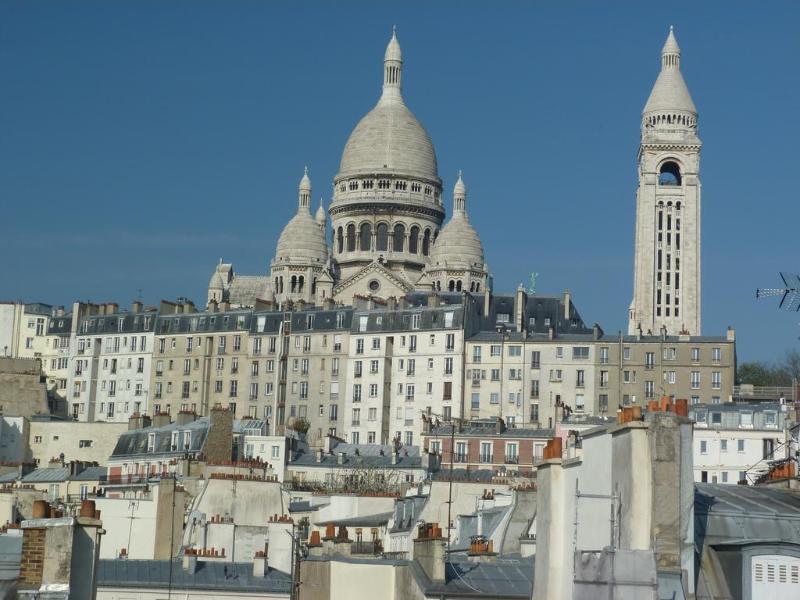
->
[757,272,800,312]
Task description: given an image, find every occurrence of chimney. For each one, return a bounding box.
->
[128,413,152,430]
[391,449,399,465]
[387,297,397,311]
[131,301,143,314]
[592,323,603,340]
[414,523,446,582]
[98,304,106,316]
[726,327,735,342]
[219,300,230,312]
[483,285,491,318]
[324,435,340,454]
[548,326,555,341]
[254,298,274,311]
[515,284,525,333]
[398,296,408,310]
[175,410,197,427]
[183,300,197,314]
[316,448,324,463]
[562,290,571,320]
[427,294,440,308]
[207,299,219,313]
[55,306,65,317]
[253,548,269,577]
[661,325,667,341]
[182,550,198,574]
[337,452,346,465]
[159,300,179,315]
[323,297,335,310]
[151,412,171,428]
[495,417,506,434]
[107,302,119,314]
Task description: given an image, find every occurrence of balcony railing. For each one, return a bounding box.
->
[453,454,467,463]
[479,454,493,463]
[351,540,383,556]
[505,455,519,464]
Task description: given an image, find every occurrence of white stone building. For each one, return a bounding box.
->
[68,305,155,422]
[689,401,792,485]
[206,30,489,308]
[629,27,702,336]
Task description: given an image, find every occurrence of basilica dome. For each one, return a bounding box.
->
[274,168,328,264]
[337,30,439,182]
[430,173,484,270]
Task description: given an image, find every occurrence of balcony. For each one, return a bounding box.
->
[479,454,493,463]
[351,540,383,556]
[351,420,361,427]
[505,455,519,465]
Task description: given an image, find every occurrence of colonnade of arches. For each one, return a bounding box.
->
[334,222,437,257]
[432,279,481,293]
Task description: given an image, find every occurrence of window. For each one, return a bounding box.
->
[445,333,455,351]
[700,440,707,454]
[645,352,655,369]
[599,347,609,364]
[471,393,480,409]
[712,347,721,362]
[472,346,482,363]
[691,347,700,362]
[480,442,492,463]
[531,351,540,369]
[599,394,609,412]
[576,370,585,387]
[147,433,156,452]
[352,384,362,402]
[491,369,500,381]
[737,439,745,453]
[691,371,700,389]
[711,372,721,389]
[765,411,777,428]
[490,345,501,357]
[663,347,677,360]
[444,357,453,375]
[623,370,636,383]
[372,337,381,350]
[509,345,521,357]
[555,347,563,359]
[354,361,363,377]
[356,339,364,354]
[666,371,676,384]
[530,380,540,399]
[405,385,415,402]
[572,347,589,360]
[720,439,727,452]
[740,411,753,428]
[370,360,379,374]
[368,384,378,398]
[600,371,608,387]
[645,381,654,399]
[33,436,42,444]
[490,393,499,404]
[711,412,722,425]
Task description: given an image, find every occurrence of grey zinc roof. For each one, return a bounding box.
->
[413,556,534,598]
[0,472,19,484]
[97,559,292,593]
[70,466,107,481]
[427,422,554,439]
[111,418,209,459]
[21,467,70,483]
[695,483,800,548]
[227,275,270,306]
[291,443,421,469]
[79,312,156,335]
[689,402,787,430]
[352,305,463,334]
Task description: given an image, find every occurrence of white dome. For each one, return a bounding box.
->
[430,213,484,270]
[337,30,439,182]
[274,170,328,264]
[338,98,438,181]
[275,209,328,264]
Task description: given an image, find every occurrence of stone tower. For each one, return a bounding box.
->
[629,27,702,335]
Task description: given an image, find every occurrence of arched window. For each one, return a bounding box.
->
[448,280,455,292]
[456,280,462,292]
[422,229,431,256]
[279,277,284,294]
[312,278,317,295]
[298,276,304,293]
[346,224,356,252]
[337,227,344,254]
[291,276,297,293]
[409,226,420,254]
[359,223,372,251]
[470,282,475,292]
[475,282,480,293]
[376,223,389,251]
[658,161,682,186]
[393,224,405,252]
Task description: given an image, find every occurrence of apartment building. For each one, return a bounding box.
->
[270,305,352,445]
[689,401,792,484]
[69,302,156,422]
[150,301,250,419]
[597,328,737,411]
[344,295,464,447]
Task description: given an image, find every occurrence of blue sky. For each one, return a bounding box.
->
[1,2,798,363]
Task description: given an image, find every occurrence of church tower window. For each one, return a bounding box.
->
[360,223,372,251]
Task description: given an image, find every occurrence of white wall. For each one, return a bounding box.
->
[96,493,160,559]
[693,426,788,484]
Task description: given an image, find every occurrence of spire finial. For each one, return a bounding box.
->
[661,26,681,69]
[453,171,466,213]
[382,27,403,97]
[298,166,311,210]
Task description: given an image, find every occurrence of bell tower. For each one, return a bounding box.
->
[629,27,702,335]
